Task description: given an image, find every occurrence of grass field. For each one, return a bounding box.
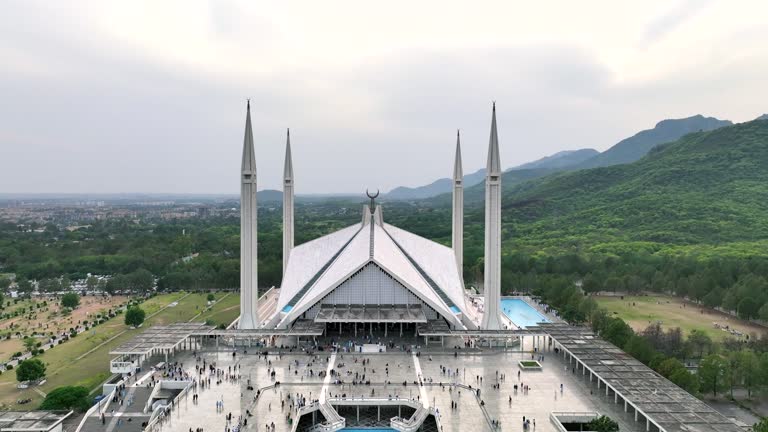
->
[0,295,128,364]
[594,294,768,342]
[197,293,240,327]
[0,291,233,410]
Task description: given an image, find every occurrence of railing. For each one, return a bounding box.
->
[143,382,163,414]
[74,386,118,432]
[306,419,345,432]
[549,412,599,432]
[110,360,134,374]
[141,381,194,432]
[143,405,168,432]
[328,396,418,405]
[391,406,430,432]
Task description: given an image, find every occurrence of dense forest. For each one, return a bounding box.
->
[1,120,768,321]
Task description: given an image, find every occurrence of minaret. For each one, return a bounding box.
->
[452,130,464,279]
[481,103,503,330]
[239,100,259,329]
[282,128,294,276]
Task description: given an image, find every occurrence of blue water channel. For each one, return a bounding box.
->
[341,429,396,432]
[500,298,550,328]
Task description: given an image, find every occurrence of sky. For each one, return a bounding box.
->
[1,0,767,195]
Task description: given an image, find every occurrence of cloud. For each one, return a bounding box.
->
[1,0,767,195]
[640,0,714,46]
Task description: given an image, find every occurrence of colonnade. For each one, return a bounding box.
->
[555,341,661,432]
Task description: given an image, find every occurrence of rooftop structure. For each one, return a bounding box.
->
[0,411,72,432]
[271,212,474,330]
[542,323,745,432]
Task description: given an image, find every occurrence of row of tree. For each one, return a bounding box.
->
[534,278,768,399]
[5,201,768,319]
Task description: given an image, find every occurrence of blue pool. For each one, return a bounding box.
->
[500,298,550,328]
[341,429,395,432]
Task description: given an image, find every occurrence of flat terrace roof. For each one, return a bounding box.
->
[539,323,743,432]
[110,322,214,355]
[416,320,538,337]
[0,411,72,431]
[315,305,427,323]
[206,320,326,336]
[112,321,328,355]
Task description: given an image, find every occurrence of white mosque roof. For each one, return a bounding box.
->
[276,206,469,328]
[277,224,361,312]
[383,223,466,309]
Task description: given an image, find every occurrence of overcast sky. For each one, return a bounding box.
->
[1,1,767,195]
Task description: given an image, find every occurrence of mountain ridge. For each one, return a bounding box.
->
[574,115,732,169]
[384,148,597,200]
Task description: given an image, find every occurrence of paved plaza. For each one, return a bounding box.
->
[140,335,658,432]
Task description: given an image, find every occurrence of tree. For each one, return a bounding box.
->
[624,335,655,365]
[652,354,697,394]
[23,337,37,353]
[38,278,60,293]
[60,275,71,291]
[86,276,99,290]
[16,278,33,296]
[686,330,713,359]
[107,274,128,294]
[15,358,46,382]
[125,306,146,327]
[669,367,699,395]
[585,415,619,432]
[128,269,154,293]
[759,303,768,321]
[754,418,768,432]
[737,297,759,320]
[601,318,634,348]
[0,277,11,290]
[734,350,759,398]
[698,354,729,397]
[604,277,624,294]
[61,292,80,309]
[40,386,91,412]
[207,293,215,302]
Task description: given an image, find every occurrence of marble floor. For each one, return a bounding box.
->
[152,337,654,432]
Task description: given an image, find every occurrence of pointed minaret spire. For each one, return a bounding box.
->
[482,102,503,330]
[282,128,294,276]
[239,100,259,329]
[487,102,501,175]
[452,129,464,280]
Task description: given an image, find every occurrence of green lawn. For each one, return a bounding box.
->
[197,293,240,327]
[0,292,215,409]
[594,295,767,342]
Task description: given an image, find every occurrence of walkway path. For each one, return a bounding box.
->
[321,352,337,403]
[411,353,429,408]
[78,293,193,364]
[187,292,231,323]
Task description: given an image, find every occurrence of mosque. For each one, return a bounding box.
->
[237,101,506,335]
[90,103,744,432]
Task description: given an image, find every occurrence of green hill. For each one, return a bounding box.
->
[574,115,732,169]
[497,119,768,250]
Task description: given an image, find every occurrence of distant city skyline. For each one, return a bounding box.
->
[1,0,767,194]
